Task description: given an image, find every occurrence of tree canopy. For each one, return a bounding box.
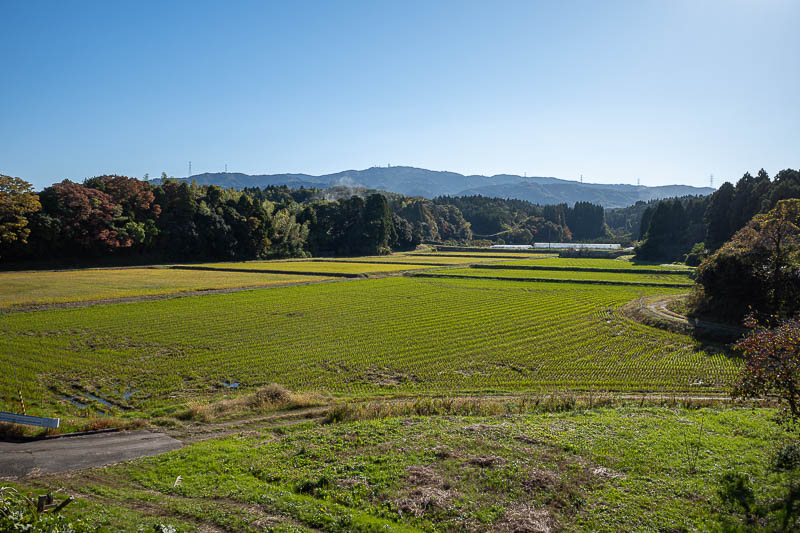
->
[693,198,800,323]
[0,174,41,248]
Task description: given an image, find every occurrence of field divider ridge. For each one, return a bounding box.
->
[308,259,452,267]
[407,253,549,260]
[471,264,694,275]
[407,272,693,288]
[169,265,364,278]
[433,246,560,254]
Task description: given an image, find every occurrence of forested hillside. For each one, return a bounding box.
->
[635,168,800,263]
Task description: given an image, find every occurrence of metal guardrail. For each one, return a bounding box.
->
[0,411,60,428]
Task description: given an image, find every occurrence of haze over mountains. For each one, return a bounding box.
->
[172,166,714,208]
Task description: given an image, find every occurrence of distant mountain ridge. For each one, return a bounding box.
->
[166,166,714,208]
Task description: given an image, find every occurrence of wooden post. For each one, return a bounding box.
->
[17,388,26,415]
[51,496,74,514]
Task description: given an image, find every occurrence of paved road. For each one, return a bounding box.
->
[0,430,182,479]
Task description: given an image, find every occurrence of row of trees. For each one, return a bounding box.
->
[636,168,800,263]
[1,174,626,265]
[433,195,608,243]
[0,176,397,263]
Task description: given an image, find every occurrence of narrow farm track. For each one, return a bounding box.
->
[647,297,745,336]
[624,294,746,338]
[168,406,331,443]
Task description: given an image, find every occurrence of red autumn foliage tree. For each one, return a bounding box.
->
[83,175,161,220]
[733,314,800,421]
[38,180,131,251]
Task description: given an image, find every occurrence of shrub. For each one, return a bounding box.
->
[0,487,91,532]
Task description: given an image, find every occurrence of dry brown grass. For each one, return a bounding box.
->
[80,416,145,432]
[0,422,27,439]
[82,417,120,431]
[496,504,557,533]
[177,384,326,422]
[323,392,744,424]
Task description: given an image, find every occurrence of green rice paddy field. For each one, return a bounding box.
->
[2,255,772,533]
[0,268,340,309]
[0,273,737,418]
[486,257,694,271]
[409,252,554,259]
[182,260,437,274]
[310,255,498,264]
[423,267,695,285]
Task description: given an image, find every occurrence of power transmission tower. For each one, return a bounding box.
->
[710,174,714,188]
[637,177,641,187]
[580,174,583,184]
[188,161,192,177]
[225,163,227,173]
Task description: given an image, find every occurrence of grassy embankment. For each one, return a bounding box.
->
[11,404,786,532]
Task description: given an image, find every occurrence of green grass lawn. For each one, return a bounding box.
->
[17,406,789,532]
[0,277,736,421]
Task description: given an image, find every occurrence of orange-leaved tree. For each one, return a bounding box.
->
[0,174,41,247]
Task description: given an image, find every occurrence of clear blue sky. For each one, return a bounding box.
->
[1,0,798,190]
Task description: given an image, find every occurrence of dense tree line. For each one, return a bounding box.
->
[15,168,793,267]
[0,171,633,267]
[636,169,800,263]
[433,195,610,243]
[0,175,478,264]
[0,175,312,263]
[635,196,707,263]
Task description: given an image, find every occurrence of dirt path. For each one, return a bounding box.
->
[628,294,745,338]
[167,406,330,443]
